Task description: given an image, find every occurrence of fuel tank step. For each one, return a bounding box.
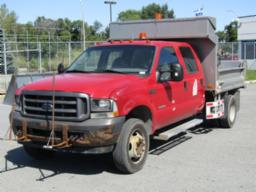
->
[153,118,203,141]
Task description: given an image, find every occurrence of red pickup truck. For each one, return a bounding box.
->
[10,17,245,173]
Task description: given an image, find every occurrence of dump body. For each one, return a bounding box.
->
[110,17,246,94]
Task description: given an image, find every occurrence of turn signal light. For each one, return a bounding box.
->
[139,32,148,39]
[207,83,215,89]
[155,13,162,20]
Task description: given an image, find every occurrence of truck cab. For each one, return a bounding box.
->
[10,17,245,174]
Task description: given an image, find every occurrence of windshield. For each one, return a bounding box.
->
[66,45,155,75]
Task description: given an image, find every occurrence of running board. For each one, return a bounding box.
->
[153,119,203,141]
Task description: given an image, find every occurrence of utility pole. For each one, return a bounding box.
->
[104,1,117,23]
[80,0,86,50]
[26,30,30,72]
[48,31,51,71]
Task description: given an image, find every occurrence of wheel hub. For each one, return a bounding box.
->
[128,130,146,163]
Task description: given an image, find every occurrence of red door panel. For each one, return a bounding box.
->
[177,46,205,116]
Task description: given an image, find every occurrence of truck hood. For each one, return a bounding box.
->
[17,73,143,98]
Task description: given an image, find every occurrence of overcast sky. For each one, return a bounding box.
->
[2,0,256,31]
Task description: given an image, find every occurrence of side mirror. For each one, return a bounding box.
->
[57,63,65,74]
[158,64,171,82]
[171,63,184,82]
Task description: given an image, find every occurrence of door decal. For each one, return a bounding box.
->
[192,79,198,96]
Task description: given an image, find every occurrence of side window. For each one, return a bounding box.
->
[179,47,198,74]
[158,47,178,68]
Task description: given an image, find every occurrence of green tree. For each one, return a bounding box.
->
[59,30,71,41]
[141,3,174,19]
[118,10,141,21]
[225,21,237,42]
[102,26,110,39]
[70,20,83,41]
[86,21,104,41]
[216,31,226,42]
[34,16,57,31]
[0,4,17,33]
[118,3,175,21]
[217,21,238,42]
[92,21,103,33]
[56,18,72,32]
[160,4,175,18]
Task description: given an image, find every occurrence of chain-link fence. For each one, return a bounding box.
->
[0,40,104,74]
[241,41,256,60]
[2,37,256,75]
[218,42,240,61]
[219,41,256,69]
[219,41,256,61]
[0,34,104,93]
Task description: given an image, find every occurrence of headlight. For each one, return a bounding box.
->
[90,99,119,118]
[91,99,112,112]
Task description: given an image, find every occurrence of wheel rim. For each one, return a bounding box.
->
[128,129,146,164]
[229,103,236,123]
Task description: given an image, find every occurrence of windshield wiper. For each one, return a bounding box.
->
[65,70,91,73]
[97,69,126,74]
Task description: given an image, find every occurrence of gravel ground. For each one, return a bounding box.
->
[0,85,256,192]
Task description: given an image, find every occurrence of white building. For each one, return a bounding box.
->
[238,15,256,61]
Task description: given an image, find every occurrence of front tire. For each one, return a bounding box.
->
[219,95,237,128]
[112,118,149,174]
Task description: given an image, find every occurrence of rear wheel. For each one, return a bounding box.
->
[23,145,55,160]
[112,118,149,174]
[219,95,237,128]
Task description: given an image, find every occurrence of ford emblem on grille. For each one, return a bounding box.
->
[41,102,53,111]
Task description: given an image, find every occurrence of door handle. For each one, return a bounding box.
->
[184,81,188,91]
[200,78,204,86]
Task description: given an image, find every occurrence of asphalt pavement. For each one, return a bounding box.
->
[0,85,255,192]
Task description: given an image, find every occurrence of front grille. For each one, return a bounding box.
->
[22,91,89,121]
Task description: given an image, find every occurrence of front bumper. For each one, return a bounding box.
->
[11,111,125,154]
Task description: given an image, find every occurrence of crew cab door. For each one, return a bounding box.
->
[150,46,189,129]
[178,46,205,115]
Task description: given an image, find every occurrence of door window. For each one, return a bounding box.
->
[179,47,198,74]
[158,47,179,68]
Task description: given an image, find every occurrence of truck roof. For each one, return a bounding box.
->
[96,40,190,47]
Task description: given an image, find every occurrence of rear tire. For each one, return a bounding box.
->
[23,145,55,160]
[219,95,237,128]
[112,118,149,174]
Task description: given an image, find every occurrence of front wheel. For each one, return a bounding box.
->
[112,118,149,174]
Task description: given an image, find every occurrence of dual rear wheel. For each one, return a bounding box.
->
[219,95,238,128]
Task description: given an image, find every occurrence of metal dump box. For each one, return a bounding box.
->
[110,17,245,94]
